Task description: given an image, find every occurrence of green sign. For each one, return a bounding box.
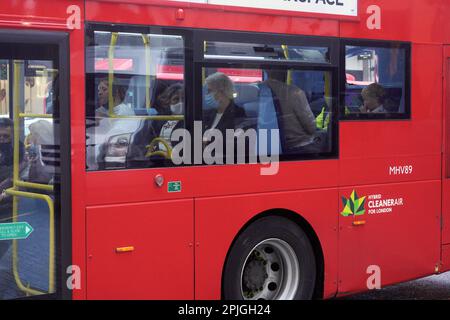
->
[0,222,34,241]
[168,181,182,193]
[341,190,366,217]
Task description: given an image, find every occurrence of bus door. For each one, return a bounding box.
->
[84,25,194,299]
[443,46,450,246]
[0,31,70,300]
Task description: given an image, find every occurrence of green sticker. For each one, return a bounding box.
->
[168,181,182,193]
[0,222,34,241]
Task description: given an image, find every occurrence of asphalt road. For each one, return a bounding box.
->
[340,272,450,300]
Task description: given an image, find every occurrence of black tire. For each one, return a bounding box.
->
[222,216,316,300]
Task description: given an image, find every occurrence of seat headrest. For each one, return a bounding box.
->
[234,84,260,105]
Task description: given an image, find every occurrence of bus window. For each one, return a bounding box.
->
[85,29,186,171]
[342,42,410,119]
[202,67,334,162]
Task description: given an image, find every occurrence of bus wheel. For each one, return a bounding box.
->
[223,216,316,300]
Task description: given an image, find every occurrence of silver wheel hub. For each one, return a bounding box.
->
[240,238,300,300]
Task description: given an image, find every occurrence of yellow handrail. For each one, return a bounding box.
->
[281,45,293,85]
[145,137,172,159]
[16,180,54,192]
[13,61,20,186]
[9,60,55,296]
[19,113,52,119]
[142,34,151,110]
[5,188,55,296]
[108,32,119,116]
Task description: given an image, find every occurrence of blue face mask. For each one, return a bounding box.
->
[203,87,219,110]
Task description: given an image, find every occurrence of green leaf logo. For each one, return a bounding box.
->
[341,190,366,217]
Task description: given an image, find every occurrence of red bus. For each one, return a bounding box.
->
[0,0,449,300]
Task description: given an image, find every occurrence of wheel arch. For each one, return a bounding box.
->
[220,208,325,300]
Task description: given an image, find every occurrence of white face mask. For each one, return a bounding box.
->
[170,102,184,115]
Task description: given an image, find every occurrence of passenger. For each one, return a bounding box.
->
[27,120,54,184]
[203,72,246,140]
[263,70,318,153]
[122,83,180,166]
[96,79,134,117]
[359,83,386,113]
[152,82,172,116]
[157,83,185,148]
[0,118,25,261]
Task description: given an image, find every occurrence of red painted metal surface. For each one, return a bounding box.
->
[85,0,340,38]
[0,0,449,300]
[340,0,448,43]
[338,181,441,296]
[443,47,450,246]
[86,199,194,299]
[340,43,443,187]
[195,188,339,299]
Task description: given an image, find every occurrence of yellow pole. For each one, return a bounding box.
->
[202,41,207,84]
[142,34,151,109]
[13,61,20,185]
[281,45,292,85]
[108,32,119,116]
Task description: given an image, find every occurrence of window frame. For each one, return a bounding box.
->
[0,29,72,300]
[339,38,412,121]
[84,23,194,170]
[193,29,340,162]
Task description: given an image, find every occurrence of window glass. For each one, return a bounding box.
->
[204,41,330,63]
[86,31,186,171]
[1,56,61,299]
[344,44,408,116]
[201,67,334,163]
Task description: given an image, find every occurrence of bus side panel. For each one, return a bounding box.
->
[340,0,446,43]
[86,200,194,300]
[85,161,340,206]
[443,49,450,245]
[85,1,339,37]
[338,180,441,296]
[340,43,442,187]
[195,188,339,300]
[0,0,76,26]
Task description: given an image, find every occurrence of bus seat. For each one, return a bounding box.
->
[234,84,260,118]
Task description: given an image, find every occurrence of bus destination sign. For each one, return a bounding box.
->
[170,0,358,17]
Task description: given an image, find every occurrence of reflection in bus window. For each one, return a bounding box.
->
[204,41,330,64]
[85,30,186,171]
[344,44,409,116]
[202,67,334,161]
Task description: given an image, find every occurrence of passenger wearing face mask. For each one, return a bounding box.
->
[157,84,185,148]
[203,72,246,141]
